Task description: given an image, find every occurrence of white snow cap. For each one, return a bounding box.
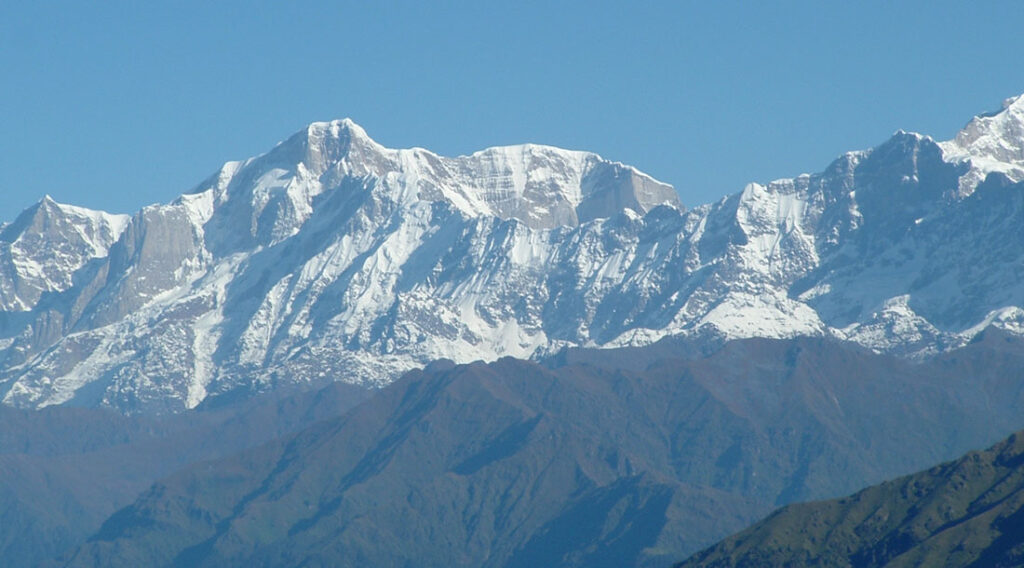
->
[939,93,1024,194]
[264,117,682,230]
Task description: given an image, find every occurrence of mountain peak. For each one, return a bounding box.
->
[27,194,77,219]
[5,195,117,241]
[960,93,1024,134]
[235,117,681,230]
[253,117,389,179]
[892,128,925,138]
[0,197,130,312]
[305,118,376,146]
[939,93,1024,194]
[978,94,1024,118]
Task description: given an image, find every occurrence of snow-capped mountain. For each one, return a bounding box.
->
[0,197,129,312]
[3,96,1024,413]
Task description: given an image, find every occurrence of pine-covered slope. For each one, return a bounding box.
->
[57,333,1024,567]
[4,97,1024,412]
[676,429,1024,568]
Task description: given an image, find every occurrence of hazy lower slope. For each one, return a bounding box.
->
[0,382,370,568]
[58,332,1024,567]
[676,430,1024,568]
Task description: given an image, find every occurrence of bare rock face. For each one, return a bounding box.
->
[0,196,128,312]
[3,96,1024,413]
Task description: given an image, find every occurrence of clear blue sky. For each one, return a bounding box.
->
[2,1,1022,222]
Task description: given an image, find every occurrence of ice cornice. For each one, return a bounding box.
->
[466,141,594,161]
[944,95,1024,152]
[975,94,1024,119]
[305,118,380,148]
[892,129,933,142]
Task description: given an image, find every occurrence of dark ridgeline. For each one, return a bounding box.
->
[49,331,1024,567]
[675,430,1024,568]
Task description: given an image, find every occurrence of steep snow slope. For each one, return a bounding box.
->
[2,96,1024,413]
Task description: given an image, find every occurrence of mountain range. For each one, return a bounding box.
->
[4,96,1024,413]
